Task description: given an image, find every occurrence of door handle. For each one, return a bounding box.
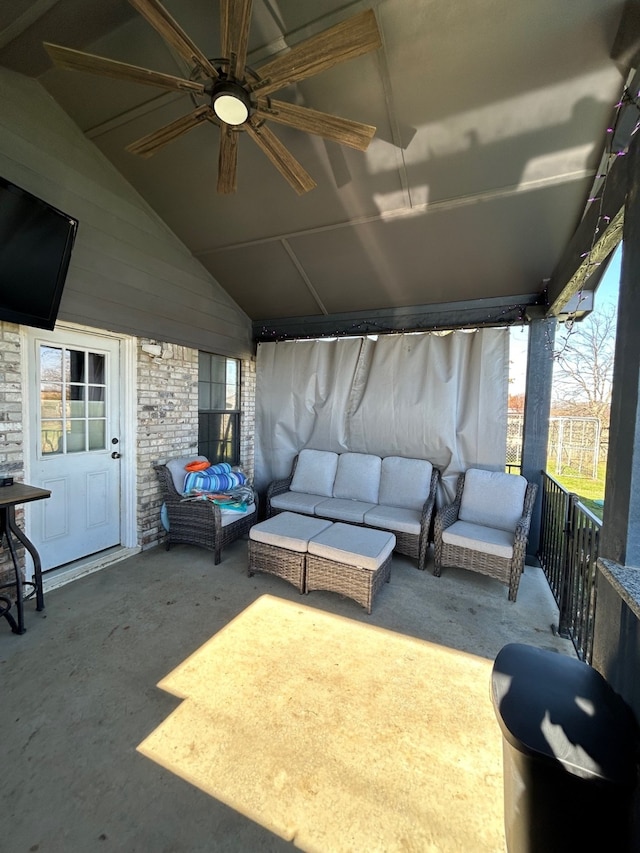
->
[111,451,122,459]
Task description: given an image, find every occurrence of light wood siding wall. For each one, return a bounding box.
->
[0,67,252,359]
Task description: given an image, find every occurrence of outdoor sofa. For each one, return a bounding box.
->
[266,449,439,570]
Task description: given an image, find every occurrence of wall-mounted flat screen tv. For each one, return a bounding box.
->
[0,177,78,330]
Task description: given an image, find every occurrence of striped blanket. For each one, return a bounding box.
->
[183,462,247,495]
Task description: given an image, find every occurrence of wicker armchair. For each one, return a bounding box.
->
[434,468,537,601]
[155,460,257,564]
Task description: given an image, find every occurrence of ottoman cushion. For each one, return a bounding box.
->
[250,512,333,553]
[308,523,396,571]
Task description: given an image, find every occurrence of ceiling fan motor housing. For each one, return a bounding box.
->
[211,79,252,125]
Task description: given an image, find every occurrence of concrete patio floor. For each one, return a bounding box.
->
[0,539,574,852]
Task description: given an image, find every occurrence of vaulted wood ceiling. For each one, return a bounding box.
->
[0,0,632,339]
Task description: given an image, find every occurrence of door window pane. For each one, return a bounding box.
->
[88,353,105,384]
[41,346,62,382]
[41,384,63,419]
[39,344,109,456]
[88,420,106,451]
[69,350,85,383]
[67,421,86,453]
[41,421,63,455]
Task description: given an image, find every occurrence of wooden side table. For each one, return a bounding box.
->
[0,483,51,634]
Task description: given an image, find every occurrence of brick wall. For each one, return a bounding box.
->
[0,322,23,581]
[240,355,256,479]
[136,340,257,551]
[0,328,257,575]
[136,339,199,549]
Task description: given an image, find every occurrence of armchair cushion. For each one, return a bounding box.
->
[441,520,514,560]
[458,468,527,532]
[290,449,338,497]
[378,456,434,511]
[166,455,208,494]
[332,452,381,503]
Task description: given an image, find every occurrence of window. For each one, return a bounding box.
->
[198,353,240,464]
[40,345,107,455]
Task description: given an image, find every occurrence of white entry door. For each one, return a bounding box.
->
[27,327,122,570]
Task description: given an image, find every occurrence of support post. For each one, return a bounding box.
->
[599,133,640,567]
[521,317,557,558]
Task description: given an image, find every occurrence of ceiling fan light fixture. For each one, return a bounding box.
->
[211,80,251,125]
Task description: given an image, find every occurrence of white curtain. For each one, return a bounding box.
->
[254,329,509,502]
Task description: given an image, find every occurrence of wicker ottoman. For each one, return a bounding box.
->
[306,523,396,614]
[248,512,333,593]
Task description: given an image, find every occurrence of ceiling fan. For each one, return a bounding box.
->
[43,0,382,195]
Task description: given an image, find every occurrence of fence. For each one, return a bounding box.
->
[507,412,600,478]
[538,472,601,663]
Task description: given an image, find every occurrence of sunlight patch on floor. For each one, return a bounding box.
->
[138,594,505,852]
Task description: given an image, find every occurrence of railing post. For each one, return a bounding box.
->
[556,492,577,638]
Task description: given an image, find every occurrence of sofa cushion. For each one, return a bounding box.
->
[378,456,433,511]
[314,498,376,524]
[364,505,422,536]
[250,512,332,552]
[458,468,528,532]
[307,523,396,571]
[332,452,382,503]
[270,491,329,515]
[166,455,208,494]
[290,449,339,497]
[441,519,514,559]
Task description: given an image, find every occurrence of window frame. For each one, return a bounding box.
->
[197,352,241,465]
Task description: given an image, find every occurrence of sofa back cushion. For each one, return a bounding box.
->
[290,449,339,497]
[166,455,209,494]
[378,456,434,511]
[459,468,528,532]
[332,452,382,503]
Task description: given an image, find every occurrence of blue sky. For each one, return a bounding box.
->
[509,244,621,394]
[595,243,621,308]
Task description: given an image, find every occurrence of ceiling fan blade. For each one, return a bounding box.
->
[256,99,376,151]
[128,0,219,79]
[220,0,253,80]
[245,120,316,194]
[43,42,204,94]
[252,9,381,97]
[217,124,239,194]
[126,105,213,157]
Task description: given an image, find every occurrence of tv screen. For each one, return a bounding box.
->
[0,177,78,330]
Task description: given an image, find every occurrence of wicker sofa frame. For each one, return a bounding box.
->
[433,471,537,601]
[266,455,439,571]
[155,464,257,564]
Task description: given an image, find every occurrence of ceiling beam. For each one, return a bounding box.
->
[545,133,631,316]
[253,293,539,341]
[545,46,640,317]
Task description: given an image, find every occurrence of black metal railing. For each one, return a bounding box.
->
[538,472,602,664]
